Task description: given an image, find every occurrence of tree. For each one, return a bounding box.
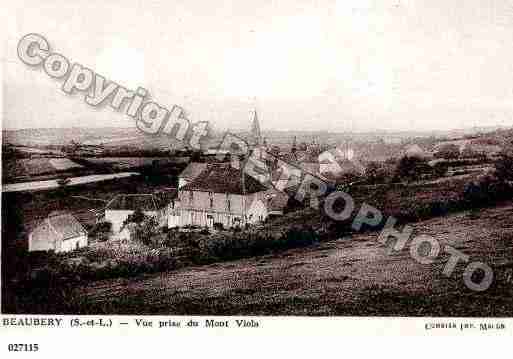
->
[495,144,513,181]
[432,162,449,178]
[435,144,460,159]
[394,156,431,182]
[89,221,112,242]
[132,216,160,245]
[122,208,147,228]
[365,161,389,184]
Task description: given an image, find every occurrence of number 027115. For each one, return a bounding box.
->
[7,344,39,352]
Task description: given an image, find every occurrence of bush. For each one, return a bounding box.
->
[123,208,146,227]
[435,144,460,159]
[432,162,449,177]
[196,226,320,264]
[495,150,513,181]
[464,174,512,206]
[365,161,390,184]
[394,156,432,182]
[130,216,160,246]
[89,221,112,242]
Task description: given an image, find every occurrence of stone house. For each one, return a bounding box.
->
[178,163,269,228]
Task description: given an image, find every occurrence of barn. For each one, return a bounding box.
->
[28,212,88,253]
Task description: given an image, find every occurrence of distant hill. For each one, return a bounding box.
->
[3,127,192,150]
[4,125,512,152]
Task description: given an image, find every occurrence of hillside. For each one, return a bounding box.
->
[6,201,513,315]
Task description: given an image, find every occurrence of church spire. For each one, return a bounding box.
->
[250,109,261,146]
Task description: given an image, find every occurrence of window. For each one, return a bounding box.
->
[226,194,231,211]
[189,191,194,205]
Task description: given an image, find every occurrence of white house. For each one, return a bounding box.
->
[104,192,175,233]
[29,212,88,253]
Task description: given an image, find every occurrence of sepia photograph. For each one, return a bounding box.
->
[2,0,513,323]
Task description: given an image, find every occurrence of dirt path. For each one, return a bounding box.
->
[2,172,140,192]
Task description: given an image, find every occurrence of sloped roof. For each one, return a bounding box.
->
[48,212,87,239]
[106,194,158,211]
[31,212,86,243]
[179,162,208,180]
[181,163,267,194]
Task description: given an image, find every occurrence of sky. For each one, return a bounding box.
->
[3,0,513,132]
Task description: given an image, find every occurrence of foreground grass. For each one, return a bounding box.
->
[5,202,512,316]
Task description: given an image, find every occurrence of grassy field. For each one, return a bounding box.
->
[5,201,512,315]
[2,158,86,181]
[81,157,170,170]
[3,164,511,315]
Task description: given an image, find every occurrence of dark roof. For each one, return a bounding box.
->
[179,162,208,180]
[106,191,177,211]
[181,163,268,194]
[106,194,158,211]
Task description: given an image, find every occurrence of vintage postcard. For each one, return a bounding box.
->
[1,0,512,355]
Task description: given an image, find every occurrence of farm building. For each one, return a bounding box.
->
[178,163,270,228]
[104,191,176,232]
[28,212,88,253]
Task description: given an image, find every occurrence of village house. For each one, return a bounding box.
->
[316,147,366,177]
[28,211,88,253]
[177,163,270,228]
[104,192,175,233]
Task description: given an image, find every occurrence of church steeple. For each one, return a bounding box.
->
[250,109,261,146]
